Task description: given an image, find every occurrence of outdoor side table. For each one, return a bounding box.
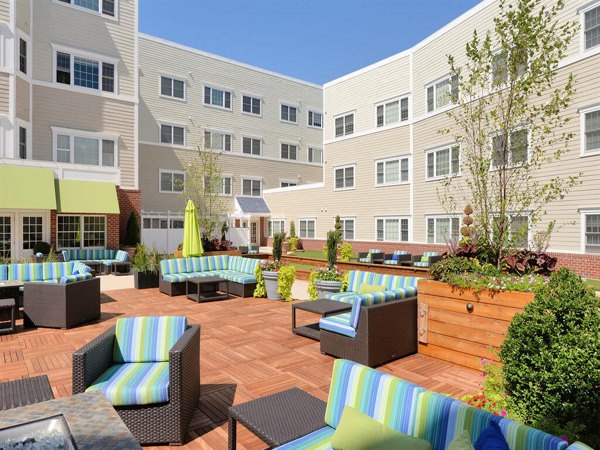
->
[111,261,131,276]
[82,260,104,276]
[0,298,17,334]
[292,299,352,341]
[0,280,23,304]
[0,375,55,410]
[228,387,327,450]
[186,276,229,302]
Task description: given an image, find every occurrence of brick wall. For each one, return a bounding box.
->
[116,187,141,245]
[50,210,119,250]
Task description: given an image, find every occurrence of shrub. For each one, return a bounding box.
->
[500,249,557,276]
[32,241,51,255]
[326,231,338,269]
[201,237,233,252]
[277,265,296,302]
[339,242,352,262]
[124,212,140,246]
[272,232,284,261]
[289,221,296,238]
[500,268,600,446]
[461,357,513,419]
[287,237,299,252]
[430,256,483,281]
[132,243,163,274]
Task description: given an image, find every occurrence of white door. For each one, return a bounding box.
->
[250,221,258,245]
[18,214,46,259]
[0,213,14,260]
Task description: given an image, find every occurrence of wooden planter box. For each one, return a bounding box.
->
[417,279,534,371]
[172,250,241,258]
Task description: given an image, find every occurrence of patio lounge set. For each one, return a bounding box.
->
[358,249,442,268]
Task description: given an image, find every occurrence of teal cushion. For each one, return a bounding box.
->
[449,431,475,450]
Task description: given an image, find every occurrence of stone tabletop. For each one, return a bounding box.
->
[0,391,141,449]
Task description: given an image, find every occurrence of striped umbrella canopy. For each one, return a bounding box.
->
[182,199,204,257]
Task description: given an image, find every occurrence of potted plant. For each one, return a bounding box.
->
[31,242,51,262]
[254,260,296,301]
[132,243,162,289]
[309,230,344,300]
[174,242,184,258]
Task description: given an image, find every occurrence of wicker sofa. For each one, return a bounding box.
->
[159,255,263,297]
[73,316,200,446]
[272,359,591,450]
[62,248,129,273]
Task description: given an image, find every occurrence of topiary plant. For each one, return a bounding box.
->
[124,212,140,246]
[32,241,51,255]
[500,268,600,446]
[272,232,284,261]
[326,230,338,269]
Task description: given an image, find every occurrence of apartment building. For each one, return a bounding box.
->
[138,35,323,252]
[264,0,600,278]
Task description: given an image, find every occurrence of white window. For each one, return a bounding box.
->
[53,128,117,167]
[57,215,106,249]
[280,181,297,188]
[204,131,232,151]
[582,107,600,154]
[54,48,116,93]
[160,75,185,100]
[299,219,316,239]
[509,215,530,248]
[491,128,529,168]
[583,3,600,51]
[308,110,322,128]
[377,96,409,127]
[427,75,458,113]
[376,157,409,185]
[340,218,355,240]
[242,178,261,197]
[160,123,185,146]
[281,142,298,160]
[57,0,115,17]
[242,95,261,116]
[221,176,232,196]
[268,219,285,237]
[427,216,460,244]
[159,170,184,193]
[280,104,298,123]
[204,86,232,109]
[242,137,261,156]
[335,113,354,137]
[376,217,409,242]
[334,165,355,190]
[308,147,323,164]
[426,145,460,179]
[584,212,600,253]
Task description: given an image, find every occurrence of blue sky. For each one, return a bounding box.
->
[140,0,481,85]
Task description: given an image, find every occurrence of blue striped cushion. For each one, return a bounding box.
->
[60,273,93,283]
[63,249,118,261]
[220,271,257,284]
[86,362,169,406]
[383,260,399,265]
[324,292,359,304]
[319,313,356,338]
[273,426,335,449]
[0,265,7,281]
[413,261,430,267]
[349,297,362,328]
[358,257,370,263]
[115,250,129,262]
[113,316,188,363]
[423,252,440,257]
[228,256,261,275]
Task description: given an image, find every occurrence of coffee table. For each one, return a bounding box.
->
[0,280,22,300]
[228,387,326,450]
[82,260,104,276]
[186,276,229,302]
[111,261,131,275]
[292,298,352,341]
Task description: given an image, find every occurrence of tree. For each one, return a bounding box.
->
[124,212,140,246]
[438,0,580,266]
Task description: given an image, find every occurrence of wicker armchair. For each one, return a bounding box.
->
[72,320,200,446]
[383,253,412,265]
[411,254,443,268]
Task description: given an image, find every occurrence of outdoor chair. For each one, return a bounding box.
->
[72,316,200,446]
[412,252,442,268]
[238,245,248,254]
[357,249,383,263]
[383,251,411,265]
[247,244,259,254]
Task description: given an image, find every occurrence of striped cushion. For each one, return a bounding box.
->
[113,316,188,363]
[86,362,169,406]
[349,297,362,328]
[62,249,119,261]
[115,250,129,262]
[60,273,93,283]
[228,256,261,275]
[319,312,356,338]
[394,250,409,255]
[325,292,361,304]
[0,265,7,281]
[358,258,370,263]
[220,271,257,284]
[414,261,430,267]
[2,262,90,283]
[383,260,399,265]
[423,252,440,257]
[325,289,411,305]
[274,426,335,449]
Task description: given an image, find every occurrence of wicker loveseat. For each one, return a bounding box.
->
[357,249,384,263]
[272,359,591,450]
[62,249,129,273]
[73,316,200,446]
[383,250,411,265]
[412,251,442,268]
[159,255,263,297]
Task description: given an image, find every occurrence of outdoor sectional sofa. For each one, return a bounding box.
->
[159,255,263,297]
[62,249,129,273]
[272,359,591,450]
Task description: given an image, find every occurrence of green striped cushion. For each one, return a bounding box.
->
[228,256,261,275]
[320,312,356,338]
[86,362,169,406]
[113,316,188,363]
[273,426,335,449]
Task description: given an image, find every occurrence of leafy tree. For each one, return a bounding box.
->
[124,212,140,246]
[289,221,296,238]
[439,0,580,266]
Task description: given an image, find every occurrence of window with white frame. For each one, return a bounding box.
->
[159,170,184,193]
[54,129,117,167]
[376,217,409,242]
[334,165,355,190]
[427,75,458,113]
[335,113,354,137]
[57,215,106,249]
[204,86,231,109]
[22,216,43,250]
[299,219,316,238]
[308,110,322,128]
[584,212,600,253]
[242,137,261,156]
[19,38,27,74]
[427,216,460,244]
[376,157,409,185]
[268,219,285,237]
[221,176,232,196]
[18,126,27,159]
[426,145,459,179]
[55,49,115,93]
[281,142,298,160]
[491,128,528,168]
[377,97,409,127]
[242,178,261,197]
[308,147,323,164]
[142,217,184,230]
[583,3,600,51]
[340,218,355,240]
[160,124,185,146]
[492,214,529,248]
[160,75,185,100]
[58,0,115,17]
[280,181,297,188]
[491,49,526,87]
[583,107,600,154]
[204,131,232,151]
[280,104,297,123]
[242,95,261,115]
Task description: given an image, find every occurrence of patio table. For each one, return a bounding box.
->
[292,299,352,341]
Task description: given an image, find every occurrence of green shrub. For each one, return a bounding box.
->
[326,231,338,269]
[500,268,600,446]
[277,265,296,302]
[132,243,162,274]
[32,241,51,255]
[287,237,299,252]
[124,212,140,246]
[253,264,266,298]
[289,221,296,238]
[272,232,284,261]
[339,242,352,262]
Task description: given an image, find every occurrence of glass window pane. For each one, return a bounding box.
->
[427,153,434,178]
[173,79,184,99]
[436,79,450,108]
[75,0,99,11]
[376,105,384,127]
[586,214,600,253]
[435,148,450,176]
[74,57,99,89]
[101,140,115,166]
[585,110,600,152]
[173,173,184,192]
[83,216,105,247]
[212,89,224,107]
[511,129,528,164]
[335,169,344,188]
[400,158,409,181]
[386,219,399,241]
[335,117,344,137]
[436,218,450,244]
[173,127,184,145]
[160,172,172,192]
[400,97,409,121]
[345,114,354,134]
[101,63,114,92]
[102,0,115,16]
[376,162,384,184]
[585,7,600,50]
[385,100,399,125]
[57,216,81,249]
[400,219,409,241]
[345,167,354,188]
[160,125,172,144]
[376,219,384,241]
[74,136,99,165]
[427,218,435,243]
[385,160,399,183]
[56,52,71,85]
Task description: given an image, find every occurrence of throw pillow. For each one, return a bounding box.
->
[357,283,386,294]
[331,407,433,450]
[449,430,475,450]
[392,254,399,261]
[474,421,510,450]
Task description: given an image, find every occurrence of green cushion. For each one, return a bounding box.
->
[357,283,386,295]
[448,431,475,450]
[331,407,433,450]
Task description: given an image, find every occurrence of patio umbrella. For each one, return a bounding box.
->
[182,199,204,257]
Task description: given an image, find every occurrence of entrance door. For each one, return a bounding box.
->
[19,215,44,259]
[250,221,258,245]
[0,214,13,260]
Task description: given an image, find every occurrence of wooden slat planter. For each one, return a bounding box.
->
[417,279,534,371]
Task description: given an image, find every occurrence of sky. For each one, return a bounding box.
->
[139,0,482,85]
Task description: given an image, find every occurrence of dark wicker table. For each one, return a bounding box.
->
[186,276,229,302]
[110,261,131,276]
[228,387,326,450]
[82,261,104,276]
[292,299,352,341]
[0,298,17,334]
[0,281,22,301]
[0,375,54,411]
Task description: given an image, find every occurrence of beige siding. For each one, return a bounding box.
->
[16,0,29,34]
[31,85,136,187]
[0,0,9,23]
[15,76,29,120]
[0,73,8,115]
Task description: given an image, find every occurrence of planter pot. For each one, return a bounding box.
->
[262,271,281,300]
[314,280,343,299]
[120,245,137,258]
[134,271,159,289]
[173,250,183,258]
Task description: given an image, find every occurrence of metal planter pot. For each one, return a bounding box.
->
[134,271,159,289]
[262,271,281,300]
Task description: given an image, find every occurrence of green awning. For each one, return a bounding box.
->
[55,179,120,214]
[0,165,57,210]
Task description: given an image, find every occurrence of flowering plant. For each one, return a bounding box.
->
[259,260,286,272]
[313,265,343,282]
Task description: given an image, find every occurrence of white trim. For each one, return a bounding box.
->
[14,118,31,160]
[159,73,187,102]
[263,182,324,194]
[580,209,600,254]
[580,104,600,157]
[580,1,600,53]
[51,126,120,167]
[241,135,262,156]
[374,155,411,187]
[157,121,186,147]
[425,74,456,114]
[31,79,135,103]
[307,109,323,129]
[324,116,409,145]
[53,0,118,21]
[375,94,410,127]
[374,216,411,243]
[280,102,299,124]
[133,0,139,189]
[425,144,461,181]
[279,140,299,161]
[333,163,356,191]
[158,168,185,194]
[279,179,299,188]
[240,93,262,117]
[203,84,233,110]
